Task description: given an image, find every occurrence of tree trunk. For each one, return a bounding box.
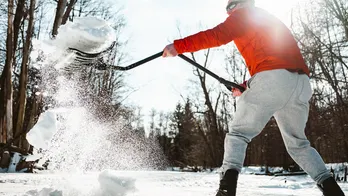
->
[191,51,222,166]
[52,0,67,38]
[62,0,77,25]
[13,0,26,53]
[0,0,15,144]
[14,0,36,149]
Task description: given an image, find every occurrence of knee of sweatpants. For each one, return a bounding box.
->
[285,139,311,155]
[227,128,261,143]
[230,117,266,138]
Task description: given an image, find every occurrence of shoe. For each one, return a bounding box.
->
[215,169,239,196]
[317,177,345,196]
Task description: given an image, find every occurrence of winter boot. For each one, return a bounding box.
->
[216,169,239,196]
[317,177,345,196]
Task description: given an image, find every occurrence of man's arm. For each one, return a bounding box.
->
[173,11,246,54]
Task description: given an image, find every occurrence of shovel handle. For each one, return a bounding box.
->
[113,52,163,70]
[178,54,245,92]
[70,47,246,93]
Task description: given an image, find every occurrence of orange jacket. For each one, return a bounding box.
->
[173,7,309,77]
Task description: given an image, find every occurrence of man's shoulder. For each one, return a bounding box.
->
[243,7,282,24]
[227,8,248,20]
[229,7,269,18]
[226,7,265,24]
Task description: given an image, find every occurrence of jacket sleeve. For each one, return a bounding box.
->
[173,10,246,54]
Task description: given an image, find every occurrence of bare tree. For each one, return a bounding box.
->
[190,50,225,166]
[323,0,348,40]
[52,0,67,38]
[14,0,36,149]
[288,0,348,162]
[0,0,15,144]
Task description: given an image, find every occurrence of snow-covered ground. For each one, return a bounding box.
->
[1,170,347,196]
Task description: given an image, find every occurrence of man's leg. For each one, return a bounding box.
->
[217,88,275,196]
[273,75,332,184]
[222,70,298,173]
[274,75,344,196]
[217,70,305,196]
[222,96,274,173]
[273,76,345,195]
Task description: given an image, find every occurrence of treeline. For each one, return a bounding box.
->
[147,0,348,170]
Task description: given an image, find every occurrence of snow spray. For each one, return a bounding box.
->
[28,17,165,173]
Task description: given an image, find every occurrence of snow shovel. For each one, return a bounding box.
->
[68,47,245,92]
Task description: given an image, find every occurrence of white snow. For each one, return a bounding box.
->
[26,110,58,150]
[30,16,116,71]
[98,170,136,196]
[52,17,116,53]
[22,154,42,162]
[0,170,347,196]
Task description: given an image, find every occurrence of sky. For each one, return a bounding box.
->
[114,0,306,116]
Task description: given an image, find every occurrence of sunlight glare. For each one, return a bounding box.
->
[256,0,306,25]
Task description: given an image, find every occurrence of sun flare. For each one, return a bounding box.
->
[256,0,305,25]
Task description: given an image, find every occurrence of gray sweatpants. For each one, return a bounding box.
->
[222,69,331,184]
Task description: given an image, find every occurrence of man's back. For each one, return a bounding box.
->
[232,7,309,76]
